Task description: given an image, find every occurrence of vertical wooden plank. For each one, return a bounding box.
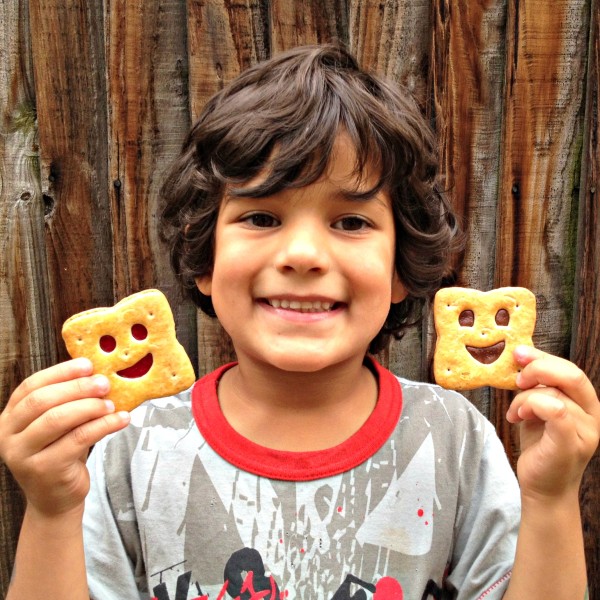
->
[348,1,433,380]
[29,0,112,360]
[349,0,431,106]
[0,1,54,594]
[429,0,508,414]
[572,0,600,595]
[187,0,270,374]
[106,0,197,367]
[495,0,588,351]
[187,0,270,117]
[493,0,590,466]
[270,0,349,50]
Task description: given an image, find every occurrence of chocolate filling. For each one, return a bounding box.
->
[465,341,505,364]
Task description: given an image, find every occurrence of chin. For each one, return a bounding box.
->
[256,347,365,374]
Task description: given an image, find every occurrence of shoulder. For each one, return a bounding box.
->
[91,385,198,469]
[391,376,509,483]
[397,376,493,437]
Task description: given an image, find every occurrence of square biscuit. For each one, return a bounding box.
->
[62,289,195,412]
[433,287,536,390]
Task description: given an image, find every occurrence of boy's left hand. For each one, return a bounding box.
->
[507,346,600,500]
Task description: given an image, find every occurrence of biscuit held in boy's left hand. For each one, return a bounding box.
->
[433,287,536,391]
[62,289,195,412]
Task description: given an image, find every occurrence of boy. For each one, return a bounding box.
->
[1,44,599,600]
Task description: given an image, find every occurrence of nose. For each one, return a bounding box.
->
[273,220,330,274]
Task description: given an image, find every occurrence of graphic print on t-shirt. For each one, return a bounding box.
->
[173,430,438,598]
[92,370,518,600]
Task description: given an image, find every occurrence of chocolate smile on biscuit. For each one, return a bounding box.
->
[465,341,506,364]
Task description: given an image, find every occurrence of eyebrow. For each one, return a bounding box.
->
[335,186,389,207]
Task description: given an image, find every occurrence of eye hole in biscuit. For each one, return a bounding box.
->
[495,309,510,326]
[131,324,148,340]
[459,310,475,327]
[100,335,117,353]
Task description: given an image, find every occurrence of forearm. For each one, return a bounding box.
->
[6,505,89,600]
[503,491,587,600]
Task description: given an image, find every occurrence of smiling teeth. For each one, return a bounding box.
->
[269,299,333,312]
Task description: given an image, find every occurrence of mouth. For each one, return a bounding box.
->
[262,298,341,313]
[116,353,154,378]
[465,341,506,365]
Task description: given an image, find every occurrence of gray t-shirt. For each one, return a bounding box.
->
[83,360,520,599]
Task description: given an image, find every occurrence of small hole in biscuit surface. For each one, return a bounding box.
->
[132,323,148,340]
[100,335,117,353]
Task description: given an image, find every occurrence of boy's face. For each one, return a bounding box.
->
[196,132,406,374]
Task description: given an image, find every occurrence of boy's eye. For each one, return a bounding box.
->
[333,216,371,232]
[242,213,280,228]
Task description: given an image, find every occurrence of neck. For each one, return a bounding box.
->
[217,355,379,451]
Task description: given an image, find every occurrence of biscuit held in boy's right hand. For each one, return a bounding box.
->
[62,289,196,412]
[433,287,536,390]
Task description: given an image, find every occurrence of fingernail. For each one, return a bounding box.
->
[118,411,131,423]
[75,357,94,372]
[94,375,110,394]
[514,345,529,360]
[104,400,115,413]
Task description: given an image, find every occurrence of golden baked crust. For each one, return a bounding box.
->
[62,289,196,412]
[433,287,536,390]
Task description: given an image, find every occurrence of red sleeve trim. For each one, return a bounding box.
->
[191,357,403,481]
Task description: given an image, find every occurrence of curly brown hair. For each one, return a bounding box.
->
[160,43,461,354]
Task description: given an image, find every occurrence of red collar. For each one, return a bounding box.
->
[191,358,402,481]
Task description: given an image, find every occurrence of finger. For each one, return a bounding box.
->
[7,359,94,407]
[510,391,569,423]
[40,410,130,466]
[514,346,599,415]
[8,374,111,434]
[506,386,565,423]
[16,398,118,456]
[510,389,600,450]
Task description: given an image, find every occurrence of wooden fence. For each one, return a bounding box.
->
[1,0,599,596]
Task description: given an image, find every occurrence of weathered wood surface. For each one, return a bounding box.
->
[572,0,600,593]
[106,0,198,366]
[430,0,508,416]
[187,0,271,375]
[1,0,600,597]
[28,0,113,363]
[493,0,590,471]
[0,0,49,589]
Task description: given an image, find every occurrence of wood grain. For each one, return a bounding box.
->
[495,0,588,353]
[1,0,599,595]
[187,0,270,118]
[572,0,600,596]
[493,0,590,466]
[350,0,431,105]
[430,0,508,414]
[0,1,53,594]
[29,0,113,361]
[270,0,348,51]
[106,0,198,367]
[187,0,270,373]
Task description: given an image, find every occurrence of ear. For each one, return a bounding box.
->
[195,274,212,296]
[391,271,407,304]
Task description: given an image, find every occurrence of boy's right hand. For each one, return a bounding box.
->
[0,358,130,518]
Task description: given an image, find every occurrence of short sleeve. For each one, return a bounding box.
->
[447,420,520,599]
[83,438,146,600]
